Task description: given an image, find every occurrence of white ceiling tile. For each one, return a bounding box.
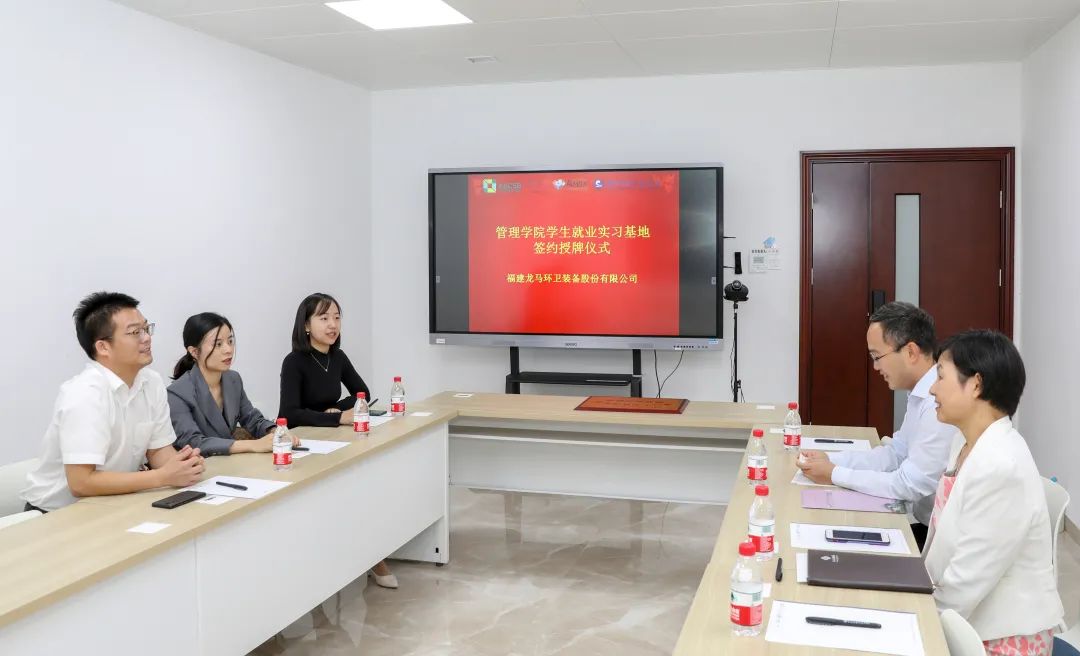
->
[112,0,330,17]
[362,17,612,56]
[596,3,837,41]
[831,18,1060,67]
[170,4,366,43]
[837,0,1080,29]
[583,0,826,14]
[366,41,639,89]
[623,29,833,75]
[444,0,588,22]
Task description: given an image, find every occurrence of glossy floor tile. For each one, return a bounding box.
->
[249,488,1080,656]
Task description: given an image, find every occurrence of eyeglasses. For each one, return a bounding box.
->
[869,348,901,363]
[102,322,156,342]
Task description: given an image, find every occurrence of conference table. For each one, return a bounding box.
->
[673,423,948,655]
[0,392,946,655]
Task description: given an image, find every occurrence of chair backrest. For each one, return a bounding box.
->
[1042,477,1071,579]
[0,459,38,517]
[941,609,986,656]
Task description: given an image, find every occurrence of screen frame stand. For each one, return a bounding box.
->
[731,300,742,403]
[505,347,643,397]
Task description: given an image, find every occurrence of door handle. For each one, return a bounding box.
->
[872,290,886,313]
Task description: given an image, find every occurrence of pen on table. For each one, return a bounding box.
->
[216,481,248,491]
[814,439,854,444]
[369,397,379,407]
[805,616,882,629]
[775,557,783,582]
[293,446,310,451]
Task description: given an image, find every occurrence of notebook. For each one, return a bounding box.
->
[806,550,934,594]
[801,489,907,514]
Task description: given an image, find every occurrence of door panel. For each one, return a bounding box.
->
[867,161,1002,437]
[808,162,870,428]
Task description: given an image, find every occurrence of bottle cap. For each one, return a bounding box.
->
[788,402,798,410]
[394,376,402,382]
[752,429,764,437]
[755,484,769,496]
[738,541,757,557]
[357,392,366,399]
[276,418,287,426]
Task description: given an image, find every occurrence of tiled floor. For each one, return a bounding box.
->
[250,488,1080,656]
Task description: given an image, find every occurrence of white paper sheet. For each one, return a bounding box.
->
[453,393,474,398]
[294,439,351,455]
[756,404,776,410]
[791,471,835,487]
[370,415,395,428]
[195,495,234,506]
[410,411,433,417]
[796,552,808,583]
[128,522,170,534]
[185,476,292,500]
[789,523,911,555]
[802,437,872,452]
[765,600,925,656]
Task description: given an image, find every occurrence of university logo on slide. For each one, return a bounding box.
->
[482,178,497,193]
[553,178,567,190]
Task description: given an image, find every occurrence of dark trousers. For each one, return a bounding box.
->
[910,522,928,551]
[23,502,47,514]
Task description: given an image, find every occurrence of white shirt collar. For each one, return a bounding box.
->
[88,361,150,395]
[910,365,938,400]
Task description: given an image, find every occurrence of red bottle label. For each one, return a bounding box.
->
[783,432,801,447]
[391,401,405,413]
[747,466,767,480]
[354,419,370,433]
[273,451,292,466]
[730,590,763,626]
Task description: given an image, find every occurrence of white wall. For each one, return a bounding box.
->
[1020,13,1080,525]
[370,65,1021,405]
[2,0,372,464]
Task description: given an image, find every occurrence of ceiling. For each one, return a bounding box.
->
[112,0,1080,90]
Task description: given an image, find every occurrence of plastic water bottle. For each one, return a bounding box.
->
[272,418,292,471]
[730,541,764,636]
[354,392,370,434]
[390,376,406,417]
[747,429,768,484]
[748,484,775,561]
[783,402,802,452]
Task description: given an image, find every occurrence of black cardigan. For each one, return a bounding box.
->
[278,349,371,427]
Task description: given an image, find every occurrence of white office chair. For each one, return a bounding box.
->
[1043,477,1071,580]
[941,609,985,656]
[0,458,38,517]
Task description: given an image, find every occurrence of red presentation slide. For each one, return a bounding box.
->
[467,170,680,335]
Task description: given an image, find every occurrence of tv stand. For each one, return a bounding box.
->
[505,347,643,397]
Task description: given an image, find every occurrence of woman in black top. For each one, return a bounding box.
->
[278,294,371,428]
[278,293,397,588]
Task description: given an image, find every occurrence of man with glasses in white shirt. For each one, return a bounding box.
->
[797,301,956,549]
[22,292,205,512]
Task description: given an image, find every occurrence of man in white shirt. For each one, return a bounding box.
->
[797,302,956,549]
[22,292,204,512]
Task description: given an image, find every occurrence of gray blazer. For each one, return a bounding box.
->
[167,367,276,457]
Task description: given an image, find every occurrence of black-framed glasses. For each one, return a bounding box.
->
[869,348,901,363]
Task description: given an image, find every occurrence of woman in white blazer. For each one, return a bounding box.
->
[925,330,1063,655]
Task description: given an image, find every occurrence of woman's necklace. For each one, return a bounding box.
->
[310,351,330,373]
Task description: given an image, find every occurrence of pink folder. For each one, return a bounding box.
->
[801,488,907,514]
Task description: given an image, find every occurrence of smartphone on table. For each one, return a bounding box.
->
[824,529,890,546]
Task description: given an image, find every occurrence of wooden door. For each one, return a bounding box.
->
[799,149,1015,437]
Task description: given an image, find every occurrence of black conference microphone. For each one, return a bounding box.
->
[734,251,743,275]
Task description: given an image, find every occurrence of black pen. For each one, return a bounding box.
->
[369,397,379,407]
[814,439,854,444]
[805,616,882,629]
[775,557,783,582]
[216,481,248,491]
[292,446,310,451]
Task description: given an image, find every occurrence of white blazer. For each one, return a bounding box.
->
[923,417,1063,640]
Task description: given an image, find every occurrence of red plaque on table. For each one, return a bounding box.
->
[574,396,689,414]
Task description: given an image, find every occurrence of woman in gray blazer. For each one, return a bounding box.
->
[168,313,298,456]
